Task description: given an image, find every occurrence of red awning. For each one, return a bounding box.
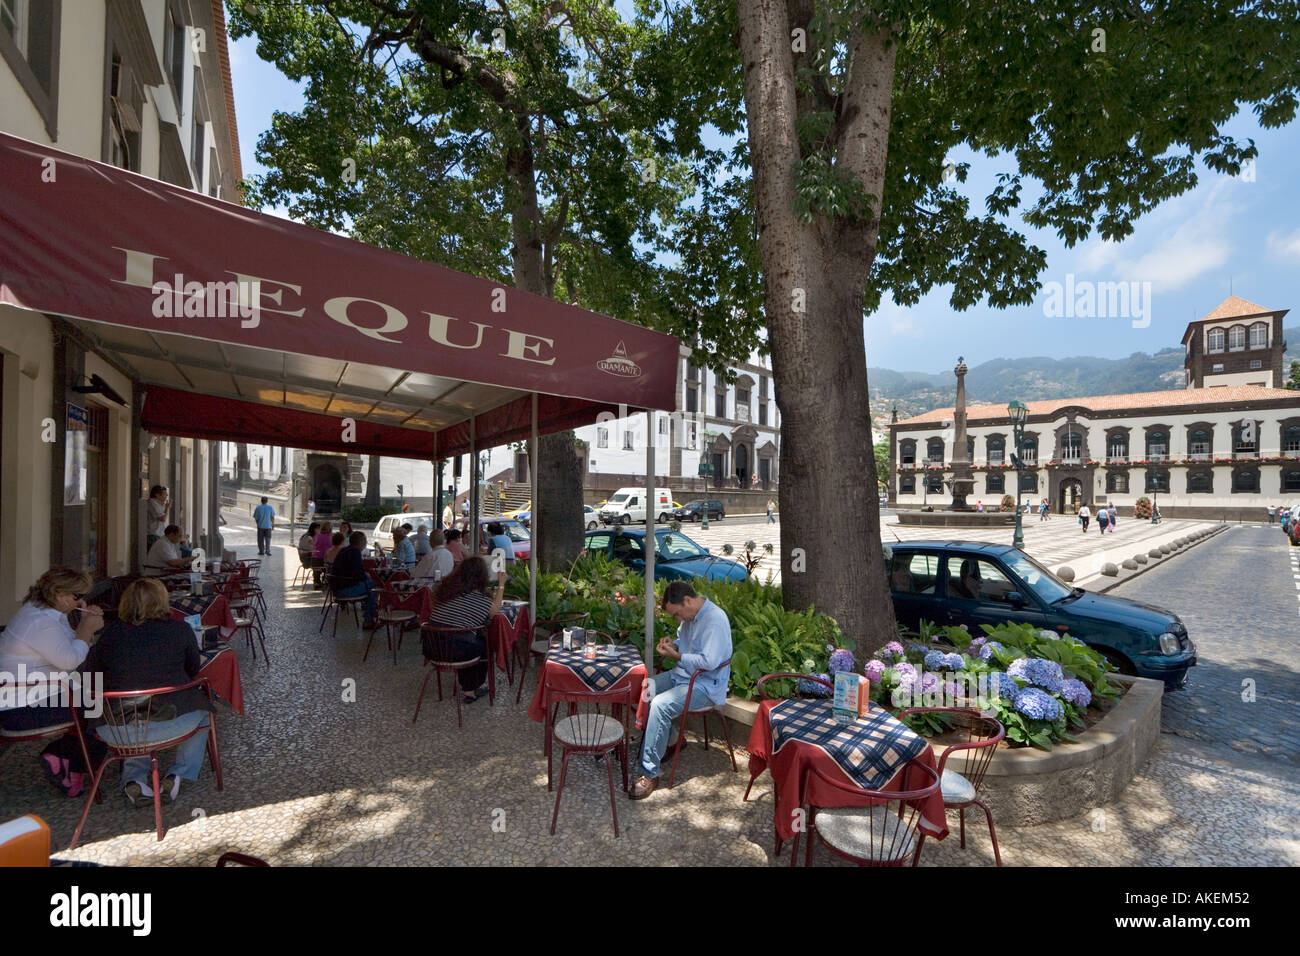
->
[0,132,679,456]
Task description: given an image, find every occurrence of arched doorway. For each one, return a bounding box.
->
[735,443,749,486]
[1058,478,1083,514]
[312,463,343,515]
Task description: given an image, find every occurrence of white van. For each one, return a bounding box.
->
[598,488,674,526]
[374,512,437,552]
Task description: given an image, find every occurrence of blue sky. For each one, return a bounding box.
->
[227,30,1300,376]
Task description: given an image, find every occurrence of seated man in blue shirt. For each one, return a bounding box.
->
[392,526,417,571]
[630,581,732,800]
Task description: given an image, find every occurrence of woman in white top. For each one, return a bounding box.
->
[0,567,106,794]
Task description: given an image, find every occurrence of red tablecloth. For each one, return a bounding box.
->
[198,647,245,715]
[746,699,948,844]
[490,605,531,672]
[170,593,238,639]
[526,648,647,724]
[383,584,432,624]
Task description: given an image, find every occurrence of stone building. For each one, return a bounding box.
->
[889,297,1300,519]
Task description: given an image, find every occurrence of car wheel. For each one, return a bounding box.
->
[658,512,669,524]
[620,514,630,526]
[587,521,597,531]
[1099,649,1137,677]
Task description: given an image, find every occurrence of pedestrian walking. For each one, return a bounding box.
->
[1079,503,1091,533]
[1107,503,1116,531]
[766,498,776,523]
[1267,504,1276,525]
[1040,499,1049,521]
[253,496,275,555]
[977,500,984,513]
[1097,505,1109,534]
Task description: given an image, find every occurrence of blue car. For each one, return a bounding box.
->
[583,528,749,582]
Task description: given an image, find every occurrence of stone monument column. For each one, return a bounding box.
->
[950,357,975,511]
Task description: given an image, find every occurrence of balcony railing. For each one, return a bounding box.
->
[1059,454,1082,464]
[1147,452,1169,462]
[1106,455,1129,464]
[1189,452,1211,461]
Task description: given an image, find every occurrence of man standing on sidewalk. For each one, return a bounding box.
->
[253,496,275,555]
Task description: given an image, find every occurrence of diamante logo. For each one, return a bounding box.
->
[597,340,642,378]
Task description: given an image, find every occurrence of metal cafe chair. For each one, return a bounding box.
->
[899,706,1006,866]
[413,624,488,728]
[664,657,737,789]
[369,586,417,665]
[547,680,632,838]
[319,573,366,637]
[68,678,223,849]
[794,760,940,868]
[0,676,96,801]
[742,672,834,802]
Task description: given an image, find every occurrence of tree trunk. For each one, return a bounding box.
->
[235,443,250,486]
[363,455,382,506]
[737,0,900,658]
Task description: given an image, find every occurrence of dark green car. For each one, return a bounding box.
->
[885,541,1197,691]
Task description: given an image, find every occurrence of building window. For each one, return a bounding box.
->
[1249,322,1268,349]
[685,387,697,414]
[899,475,916,494]
[1232,467,1260,494]
[761,375,769,399]
[1020,436,1038,465]
[758,402,767,426]
[987,436,1005,465]
[1228,325,1246,351]
[1059,432,1082,463]
[1019,471,1038,493]
[1145,470,1170,494]
[596,428,608,449]
[165,6,186,102]
[1107,434,1128,461]
[1285,471,1300,493]
[1249,359,1262,370]
[622,431,635,451]
[1106,472,1129,494]
[715,392,725,419]
[687,422,697,450]
[191,113,205,189]
[658,416,668,435]
[686,362,699,381]
[1211,363,1224,373]
[1234,422,1258,457]
[1188,428,1212,460]
[966,437,975,461]
[1285,426,1300,456]
[1146,431,1168,461]
[925,472,944,494]
[1,0,58,135]
[1186,469,1213,494]
[900,440,916,466]
[986,473,1005,494]
[1207,327,1225,353]
[926,438,944,464]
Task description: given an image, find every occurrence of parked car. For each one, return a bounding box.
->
[516,504,599,531]
[452,516,532,562]
[1285,504,1300,545]
[670,499,725,522]
[583,528,748,582]
[884,541,1197,691]
[598,487,674,525]
[505,500,530,520]
[373,512,437,552]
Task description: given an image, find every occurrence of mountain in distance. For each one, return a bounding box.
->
[871,326,1300,428]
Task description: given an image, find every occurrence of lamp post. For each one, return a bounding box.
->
[1009,400,1028,550]
[698,431,715,529]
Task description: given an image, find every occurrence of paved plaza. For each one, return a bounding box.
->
[0,511,1294,866]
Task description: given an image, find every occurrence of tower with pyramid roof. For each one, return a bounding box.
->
[1181,296,1290,389]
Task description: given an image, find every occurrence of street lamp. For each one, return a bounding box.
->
[698,431,716,529]
[1008,400,1028,550]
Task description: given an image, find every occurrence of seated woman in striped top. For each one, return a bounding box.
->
[426,557,505,704]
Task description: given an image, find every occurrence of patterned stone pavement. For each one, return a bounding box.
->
[0,510,1293,866]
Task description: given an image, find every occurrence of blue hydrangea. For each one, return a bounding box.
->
[943,652,965,670]
[798,673,833,697]
[908,643,929,657]
[828,649,856,674]
[924,650,949,671]
[1014,688,1064,721]
[1008,657,1065,694]
[977,641,1004,662]
[1060,678,1092,708]
[985,672,1021,702]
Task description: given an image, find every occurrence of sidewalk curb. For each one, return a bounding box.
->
[1086,524,1230,594]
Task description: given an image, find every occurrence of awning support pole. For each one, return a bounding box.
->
[470,417,479,554]
[644,410,655,673]
[529,393,538,630]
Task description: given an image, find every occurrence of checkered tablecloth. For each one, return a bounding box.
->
[498,602,525,627]
[769,698,928,792]
[545,644,643,692]
[170,593,220,619]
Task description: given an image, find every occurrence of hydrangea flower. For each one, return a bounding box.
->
[891,662,917,679]
[828,649,856,674]
[881,641,905,661]
[798,673,833,697]
[969,636,988,651]
[1038,629,1059,642]
[985,672,1021,702]
[1014,688,1064,721]
[977,641,1004,662]
[1060,678,1092,708]
[864,659,886,683]
[924,650,949,671]
[942,652,965,670]
[920,672,940,694]
[1008,658,1065,694]
[942,679,966,699]
[908,643,929,657]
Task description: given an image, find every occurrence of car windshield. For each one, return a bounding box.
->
[487,521,530,542]
[1000,550,1073,603]
[607,493,628,504]
[655,530,707,560]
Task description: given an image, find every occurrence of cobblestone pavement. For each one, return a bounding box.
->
[1111,524,1300,768]
[664,511,1219,587]
[0,510,1293,866]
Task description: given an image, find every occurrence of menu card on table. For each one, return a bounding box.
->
[832,671,870,724]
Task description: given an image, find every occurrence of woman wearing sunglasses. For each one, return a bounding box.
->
[0,566,106,796]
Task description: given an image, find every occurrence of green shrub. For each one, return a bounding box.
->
[341,504,387,523]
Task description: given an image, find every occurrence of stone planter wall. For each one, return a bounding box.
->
[718,673,1162,828]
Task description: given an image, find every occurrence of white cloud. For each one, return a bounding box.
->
[1267,228,1300,261]
[867,296,924,339]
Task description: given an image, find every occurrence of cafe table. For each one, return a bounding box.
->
[745,697,949,849]
[388,579,435,624]
[527,643,647,750]
[169,591,238,641]
[480,600,530,702]
[197,646,245,715]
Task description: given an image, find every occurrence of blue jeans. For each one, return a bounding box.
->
[96,712,211,790]
[639,671,715,778]
[767,510,775,523]
[257,528,272,553]
[337,578,378,622]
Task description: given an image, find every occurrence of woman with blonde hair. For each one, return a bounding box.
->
[0,567,105,795]
[82,578,213,807]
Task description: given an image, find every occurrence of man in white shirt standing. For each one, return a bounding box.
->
[146,485,169,548]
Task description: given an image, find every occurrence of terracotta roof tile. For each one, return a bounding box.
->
[894,385,1300,427]
[1200,296,1276,321]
